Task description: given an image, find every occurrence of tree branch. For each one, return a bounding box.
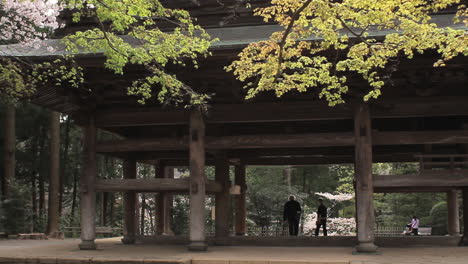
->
[275,0,314,80]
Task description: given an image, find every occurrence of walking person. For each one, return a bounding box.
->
[410,216,419,235]
[283,195,302,236]
[315,198,328,236]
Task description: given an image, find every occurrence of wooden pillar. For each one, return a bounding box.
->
[235,164,247,236]
[2,105,15,200]
[122,159,137,244]
[156,163,174,235]
[353,104,377,253]
[47,111,60,238]
[79,115,97,250]
[447,190,460,236]
[462,188,468,245]
[188,110,207,251]
[215,152,230,239]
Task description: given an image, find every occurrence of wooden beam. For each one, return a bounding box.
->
[95,178,222,193]
[96,130,468,153]
[96,132,354,152]
[373,171,468,188]
[373,130,468,145]
[241,154,418,165]
[374,187,453,193]
[94,97,468,127]
[121,146,455,161]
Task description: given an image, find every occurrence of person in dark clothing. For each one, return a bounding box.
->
[315,198,327,236]
[283,195,302,236]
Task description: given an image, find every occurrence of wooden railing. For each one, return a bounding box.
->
[416,154,468,171]
[375,225,433,236]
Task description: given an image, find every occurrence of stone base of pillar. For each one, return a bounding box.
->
[121,236,136,244]
[79,240,96,250]
[461,236,468,246]
[353,242,378,254]
[188,241,208,251]
[235,232,246,236]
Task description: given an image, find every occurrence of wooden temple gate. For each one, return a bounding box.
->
[1,0,468,254]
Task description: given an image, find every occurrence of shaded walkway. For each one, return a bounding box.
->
[0,237,467,264]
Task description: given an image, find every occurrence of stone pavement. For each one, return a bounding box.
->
[0,237,467,264]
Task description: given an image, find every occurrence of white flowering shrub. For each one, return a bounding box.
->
[315,192,354,202]
[302,192,356,236]
[303,212,356,236]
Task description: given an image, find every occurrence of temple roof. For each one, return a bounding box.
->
[0,14,465,58]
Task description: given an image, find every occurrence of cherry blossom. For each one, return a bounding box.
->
[1,0,61,47]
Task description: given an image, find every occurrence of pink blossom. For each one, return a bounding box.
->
[1,0,61,46]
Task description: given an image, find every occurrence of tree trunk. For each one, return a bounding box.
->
[59,117,71,214]
[283,166,292,192]
[101,192,108,226]
[38,124,47,217]
[31,174,37,233]
[215,152,230,239]
[30,134,40,232]
[47,111,60,238]
[2,105,15,200]
[148,204,154,235]
[109,193,115,227]
[140,193,146,235]
[70,167,78,226]
[122,160,137,244]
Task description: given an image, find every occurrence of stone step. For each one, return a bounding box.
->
[0,257,350,264]
[0,257,191,264]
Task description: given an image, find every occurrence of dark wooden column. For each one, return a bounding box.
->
[462,188,468,245]
[447,190,460,236]
[79,115,97,250]
[122,159,137,244]
[156,163,174,235]
[188,111,207,251]
[47,111,60,238]
[353,104,377,253]
[215,152,230,239]
[235,164,247,236]
[2,105,15,200]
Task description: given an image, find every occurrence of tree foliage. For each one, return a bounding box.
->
[227,0,468,106]
[61,0,216,109]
